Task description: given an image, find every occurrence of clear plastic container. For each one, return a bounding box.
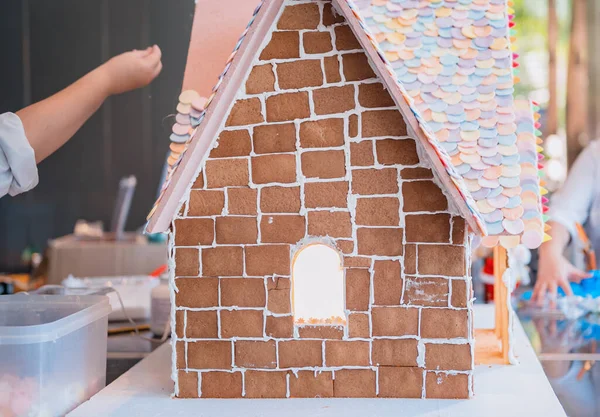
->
[150,275,170,336]
[0,294,111,417]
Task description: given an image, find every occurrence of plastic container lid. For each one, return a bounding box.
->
[0,294,111,345]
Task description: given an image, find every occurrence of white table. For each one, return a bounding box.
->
[69,305,566,417]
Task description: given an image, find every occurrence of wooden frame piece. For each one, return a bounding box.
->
[494,246,510,364]
[475,246,511,365]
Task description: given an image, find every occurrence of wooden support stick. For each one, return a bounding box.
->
[493,245,510,364]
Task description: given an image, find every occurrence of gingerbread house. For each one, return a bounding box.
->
[146,0,546,400]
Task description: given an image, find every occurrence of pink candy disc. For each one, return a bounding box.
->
[172,123,190,136]
[503,218,525,235]
[175,113,190,125]
[191,97,208,112]
[176,103,191,115]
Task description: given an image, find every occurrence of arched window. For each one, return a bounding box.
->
[292,243,345,325]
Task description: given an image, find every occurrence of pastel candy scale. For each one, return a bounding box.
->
[170,143,186,154]
[170,133,189,144]
[358,0,543,248]
[176,103,191,115]
[166,90,207,170]
[513,99,544,248]
[175,113,190,125]
[179,89,200,104]
[172,123,190,136]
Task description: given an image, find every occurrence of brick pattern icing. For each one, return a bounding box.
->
[171,0,474,399]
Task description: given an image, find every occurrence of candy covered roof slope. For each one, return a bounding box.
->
[353,0,546,249]
[145,0,487,235]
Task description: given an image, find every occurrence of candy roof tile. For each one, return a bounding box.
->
[481,99,545,248]
[352,0,543,247]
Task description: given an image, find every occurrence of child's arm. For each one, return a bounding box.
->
[17,45,162,163]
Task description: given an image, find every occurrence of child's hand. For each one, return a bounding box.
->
[99,45,162,95]
[533,253,591,305]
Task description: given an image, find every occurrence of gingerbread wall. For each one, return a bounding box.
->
[171,0,474,399]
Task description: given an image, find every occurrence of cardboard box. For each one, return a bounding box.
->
[47,234,168,285]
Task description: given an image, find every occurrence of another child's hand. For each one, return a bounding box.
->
[533,252,591,305]
[99,45,162,95]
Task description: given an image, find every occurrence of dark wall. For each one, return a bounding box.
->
[0,0,194,271]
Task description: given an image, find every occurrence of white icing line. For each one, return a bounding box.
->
[168,229,180,396]
[198,372,202,398]
[178,335,468,342]
[449,214,455,245]
[231,340,236,371]
[217,308,222,339]
[271,61,280,94]
[241,369,246,397]
[222,188,229,216]
[416,340,426,367]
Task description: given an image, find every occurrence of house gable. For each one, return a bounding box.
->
[172,0,473,399]
[146,0,486,236]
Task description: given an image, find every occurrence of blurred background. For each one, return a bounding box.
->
[0,0,194,272]
[514,0,598,190]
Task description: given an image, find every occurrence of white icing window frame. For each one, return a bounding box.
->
[291,241,346,326]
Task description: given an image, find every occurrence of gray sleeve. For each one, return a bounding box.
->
[0,112,39,198]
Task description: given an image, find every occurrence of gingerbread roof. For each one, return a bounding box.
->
[146,0,490,235]
[351,0,546,248]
